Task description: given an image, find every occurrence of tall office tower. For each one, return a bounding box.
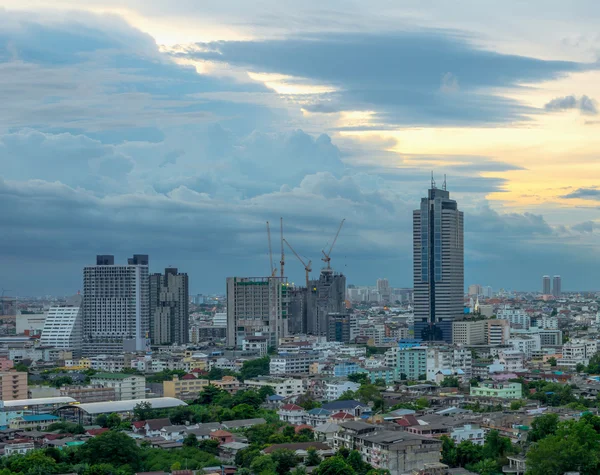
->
[468,284,482,297]
[306,269,346,336]
[482,286,493,299]
[413,181,464,342]
[288,287,308,334]
[149,268,189,345]
[226,277,289,348]
[553,275,562,297]
[377,278,391,303]
[542,275,551,295]
[83,254,150,356]
[40,294,83,357]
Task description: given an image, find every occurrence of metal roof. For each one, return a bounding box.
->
[63,397,187,415]
[2,397,77,408]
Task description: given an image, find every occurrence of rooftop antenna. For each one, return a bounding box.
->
[443,174,447,191]
[431,171,436,189]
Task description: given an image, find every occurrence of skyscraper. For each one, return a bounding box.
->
[413,181,464,342]
[542,275,551,295]
[226,277,289,348]
[306,269,346,336]
[149,268,189,345]
[40,295,83,357]
[377,278,391,303]
[553,275,562,297]
[83,254,149,356]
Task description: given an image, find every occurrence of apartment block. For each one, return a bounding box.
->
[59,385,116,403]
[0,372,28,401]
[269,352,319,375]
[90,373,146,400]
[452,319,486,345]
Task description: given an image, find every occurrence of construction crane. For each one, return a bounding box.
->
[283,238,312,288]
[280,217,285,279]
[266,221,277,277]
[321,218,345,270]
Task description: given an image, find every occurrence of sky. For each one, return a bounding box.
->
[2,1,600,295]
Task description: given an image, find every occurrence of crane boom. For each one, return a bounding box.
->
[266,221,276,277]
[321,218,345,269]
[283,238,312,288]
[280,217,285,279]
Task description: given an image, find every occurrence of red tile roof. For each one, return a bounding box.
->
[181,374,197,380]
[294,424,314,433]
[86,428,110,436]
[281,404,304,411]
[331,412,354,420]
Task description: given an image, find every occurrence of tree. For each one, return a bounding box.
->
[528,413,559,442]
[183,433,199,448]
[291,467,306,475]
[306,447,321,467]
[76,431,142,470]
[250,455,277,475]
[198,439,220,455]
[472,459,498,475]
[312,456,355,475]
[509,400,524,411]
[83,464,119,475]
[373,378,386,387]
[347,373,368,385]
[297,393,321,411]
[271,449,298,475]
[440,376,460,388]
[239,357,270,381]
[232,403,258,420]
[133,401,153,421]
[258,385,276,400]
[195,384,226,405]
[52,375,73,388]
[440,436,457,467]
[526,419,600,474]
[576,363,586,373]
[547,357,557,367]
[96,414,109,428]
[337,390,356,401]
[106,413,122,429]
[481,430,512,460]
[455,441,482,467]
[171,462,182,472]
[347,450,366,474]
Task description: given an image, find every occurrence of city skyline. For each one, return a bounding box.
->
[3,3,600,294]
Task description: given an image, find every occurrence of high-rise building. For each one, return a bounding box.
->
[542,275,551,295]
[377,278,391,303]
[40,295,83,357]
[553,275,562,298]
[306,269,346,336]
[327,313,356,343]
[149,268,189,345]
[226,277,289,348]
[0,372,28,400]
[413,182,464,342]
[467,284,482,297]
[83,255,149,356]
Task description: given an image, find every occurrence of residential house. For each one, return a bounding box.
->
[305,408,331,427]
[278,404,306,425]
[321,400,370,417]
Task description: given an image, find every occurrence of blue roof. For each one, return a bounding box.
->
[268,394,284,401]
[307,408,331,415]
[322,400,365,410]
[22,414,60,422]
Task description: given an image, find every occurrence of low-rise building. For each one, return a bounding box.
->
[270,352,320,375]
[9,414,60,430]
[450,424,485,445]
[278,404,306,425]
[245,377,305,398]
[59,385,116,403]
[325,381,360,401]
[0,371,28,401]
[89,373,146,400]
[470,381,522,400]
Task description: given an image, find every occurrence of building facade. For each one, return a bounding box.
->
[327,313,356,343]
[552,275,562,298]
[0,372,28,400]
[413,184,464,342]
[83,255,150,356]
[452,319,486,345]
[40,296,83,357]
[307,270,347,337]
[149,268,189,345]
[542,275,551,295]
[90,373,146,400]
[226,277,289,348]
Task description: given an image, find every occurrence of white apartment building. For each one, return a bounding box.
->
[561,339,598,365]
[497,307,530,329]
[16,313,46,335]
[213,313,227,327]
[40,300,83,357]
[540,316,558,330]
[90,373,146,400]
[83,254,149,356]
[450,424,485,445]
[486,319,510,345]
[245,377,305,397]
[426,346,472,381]
[507,335,540,358]
[270,352,319,375]
[498,350,525,372]
[242,336,269,356]
[325,381,361,401]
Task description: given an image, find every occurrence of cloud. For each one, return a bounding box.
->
[544,94,598,115]
[183,30,593,126]
[571,221,599,233]
[562,187,600,200]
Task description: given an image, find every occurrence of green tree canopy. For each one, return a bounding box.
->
[76,431,142,469]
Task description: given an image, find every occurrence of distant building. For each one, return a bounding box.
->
[270,352,319,375]
[16,312,46,336]
[542,275,551,295]
[226,277,289,348]
[486,319,510,345]
[452,319,486,345]
[59,385,116,403]
[90,373,146,401]
[327,313,356,343]
[242,336,269,356]
[306,270,346,337]
[413,183,464,342]
[552,275,562,298]
[0,372,28,400]
[83,254,149,356]
[40,295,83,357]
[470,381,522,399]
[377,278,391,303]
[468,284,482,297]
[149,268,189,345]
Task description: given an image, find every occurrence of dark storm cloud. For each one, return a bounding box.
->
[184,31,592,126]
[544,94,598,115]
[562,187,600,200]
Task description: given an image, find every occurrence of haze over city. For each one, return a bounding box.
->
[3,1,600,294]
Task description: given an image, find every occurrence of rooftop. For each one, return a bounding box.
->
[59,398,186,415]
